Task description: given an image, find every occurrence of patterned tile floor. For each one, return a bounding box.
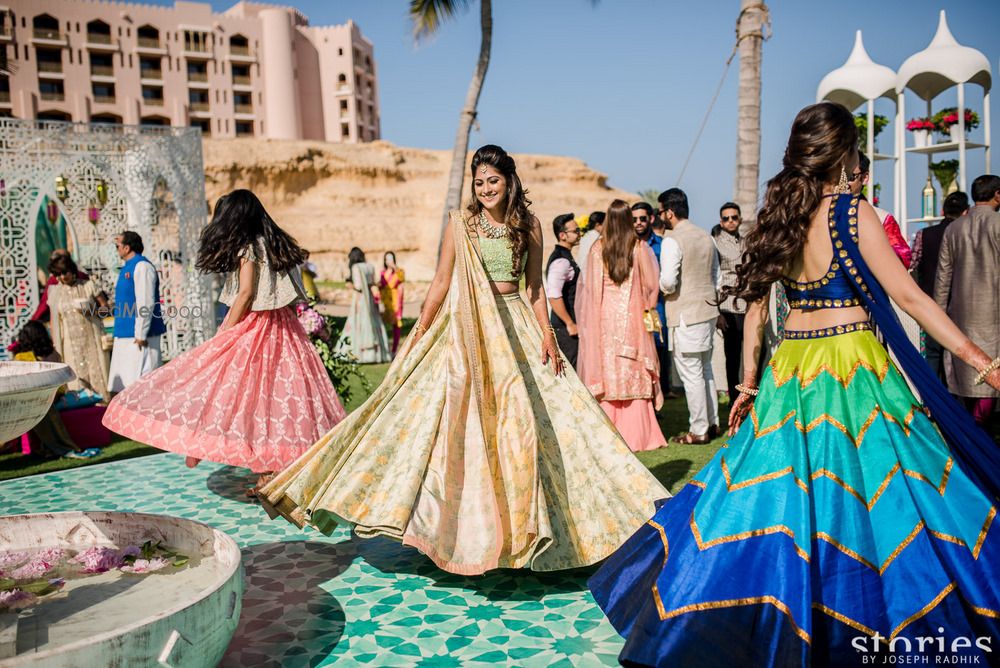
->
[0,454,626,666]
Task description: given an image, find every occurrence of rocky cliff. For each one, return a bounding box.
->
[202,139,637,283]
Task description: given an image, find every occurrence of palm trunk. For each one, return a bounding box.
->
[735,0,767,230]
[438,0,492,252]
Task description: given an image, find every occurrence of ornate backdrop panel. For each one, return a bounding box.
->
[0,119,214,360]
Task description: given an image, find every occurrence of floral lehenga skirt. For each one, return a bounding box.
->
[589,328,1000,666]
[103,307,346,473]
[260,217,668,575]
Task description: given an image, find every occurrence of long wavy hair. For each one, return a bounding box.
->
[725,102,858,304]
[601,199,639,285]
[196,189,308,274]
[466,145,533,270]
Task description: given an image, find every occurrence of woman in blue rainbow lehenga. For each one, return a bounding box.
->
[589,102,1000,666]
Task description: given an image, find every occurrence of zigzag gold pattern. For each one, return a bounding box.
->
[890,582,955,640]
[972,508,996,558]
[750,404,923,449]
[656,595,811,644]
[690,514,810,562]
[721,458,810,494]
[814,532,877,571]
[769,355,890,390]
[812,602,878,637]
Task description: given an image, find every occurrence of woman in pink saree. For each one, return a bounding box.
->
[577,199,667,452]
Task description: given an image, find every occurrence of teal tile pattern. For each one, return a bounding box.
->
[0,454,625,666]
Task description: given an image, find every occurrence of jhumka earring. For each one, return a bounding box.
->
[835,167,850,195]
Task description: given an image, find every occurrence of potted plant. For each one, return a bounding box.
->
[855,113,890,152]
[930,159,960,196]
[932,107,980,143]
[906,117,934,148]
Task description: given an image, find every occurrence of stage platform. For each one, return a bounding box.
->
[0,454,626,666]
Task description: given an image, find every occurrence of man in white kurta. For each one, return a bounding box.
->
[108,232,164,394]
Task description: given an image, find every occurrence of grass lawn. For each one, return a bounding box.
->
[1,354,727,492]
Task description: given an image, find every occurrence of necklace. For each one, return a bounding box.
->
[477,212,510,239]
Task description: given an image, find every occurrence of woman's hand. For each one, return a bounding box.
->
[984,368,1000,393]
[541,331,564,376]
[728,390,754,436]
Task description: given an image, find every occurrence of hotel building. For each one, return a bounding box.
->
[0,0,380,141]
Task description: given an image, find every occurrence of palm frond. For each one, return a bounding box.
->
[409,0,473,41]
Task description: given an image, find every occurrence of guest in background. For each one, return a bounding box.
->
[338,247,391,364]
[641,202,675,399]
[712,202,747,402]
[934,174,1000,427]
[577,200,666,452]
[107,232,165,394]
[46,254,110,401]
[912,191,969,381]
[659,188,721,444]
[577,210,605,277]
[545,213,581,367]
[853,151,911,268]
[379,251,406,355]
[30,249,88,322]
[302,261,320,301]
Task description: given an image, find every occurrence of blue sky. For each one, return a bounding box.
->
[181,0,998,229]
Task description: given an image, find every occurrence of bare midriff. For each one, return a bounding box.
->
[490,281,520,296]
[785,305,868,331]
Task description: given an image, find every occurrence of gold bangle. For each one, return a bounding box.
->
[735,383,759,396]
[413,322,428,335]
[974,356,1000,385]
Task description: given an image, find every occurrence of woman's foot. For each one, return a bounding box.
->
[185,456,201,468]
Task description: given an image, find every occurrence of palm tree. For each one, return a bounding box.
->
[734,0,769,229]
[410,0,493,248]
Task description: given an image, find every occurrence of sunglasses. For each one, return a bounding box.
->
[633,215,650,223]
[848,171,864,183]
[721,215,740,222]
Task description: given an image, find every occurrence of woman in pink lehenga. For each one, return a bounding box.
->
[576,199,667,452]
[103,190,346,494]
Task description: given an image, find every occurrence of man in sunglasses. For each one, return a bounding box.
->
[712,203,747,404]
[852,152,912,268]
[633,201,673,398]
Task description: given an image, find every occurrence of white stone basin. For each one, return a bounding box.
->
[0,362,76,444]
[0,512,243,667]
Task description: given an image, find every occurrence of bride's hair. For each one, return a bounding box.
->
[724,102,857,304]
[466,145,533,271]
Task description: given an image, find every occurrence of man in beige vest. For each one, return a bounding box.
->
[933,174,1000,428]
[658,188,721,443]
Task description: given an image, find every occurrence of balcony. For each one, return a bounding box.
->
[143,97,164,107]
[0,23,13,42]
[37,61,64,77]
[90,65,114,77]
[187,71,208,82]
[234,103,253,115]
[86,33,117,51]
[0,91,10,105]
[189,102,210,113]
[183,44,212,59]
[136,37,167,55]
[39,90,64,101]
[93,94,116,104]
[140,69,163,82]
[32,28,66,46]
[232,74,252,87]
[230,44,250,56]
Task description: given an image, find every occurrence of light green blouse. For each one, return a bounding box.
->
[479,237,525,283]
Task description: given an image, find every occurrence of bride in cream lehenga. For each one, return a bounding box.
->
[261,145,667,575]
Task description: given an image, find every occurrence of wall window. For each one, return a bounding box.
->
[235,121,253,136]
[89,51,114,76]
[183,30,209,53]
[141,86,164,105]
[91,82,116,103]
[86,19,111,44]
[139,56,162,79]
[137,25,160,48]
[229,34,249,56]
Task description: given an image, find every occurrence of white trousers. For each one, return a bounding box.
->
[108,336,162,393]
[673,348,719,435]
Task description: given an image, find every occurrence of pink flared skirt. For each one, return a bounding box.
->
[599,399,666,452]
[103,307,346,473]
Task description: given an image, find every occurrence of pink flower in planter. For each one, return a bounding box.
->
[71,546,124,573]
[0,551,31,575]
[297,307,328,339]
[10,558,55,581]
[0,589,38,611]
[119,557,170,574]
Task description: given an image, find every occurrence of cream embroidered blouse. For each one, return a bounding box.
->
[219,240,308,311]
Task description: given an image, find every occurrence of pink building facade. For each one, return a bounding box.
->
[0,0,380,142]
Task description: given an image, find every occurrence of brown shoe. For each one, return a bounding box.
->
[671,431,710,445]
[707,424,721,440]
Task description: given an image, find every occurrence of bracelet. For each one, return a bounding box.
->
[413,322,428,335]
[735,383,759,396]
[546,326,556,338]
[974,356,1000,385]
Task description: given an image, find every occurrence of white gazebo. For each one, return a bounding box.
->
[897,10,992,236]
[817,30,900,215]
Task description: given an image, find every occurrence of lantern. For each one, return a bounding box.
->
[88,203,100,225]
[0,178,5,196]
[45,199,59,225]
[95,178,108,208]
[54,175,68,201]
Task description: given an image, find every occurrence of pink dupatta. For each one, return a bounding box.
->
[576,240,663,408]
